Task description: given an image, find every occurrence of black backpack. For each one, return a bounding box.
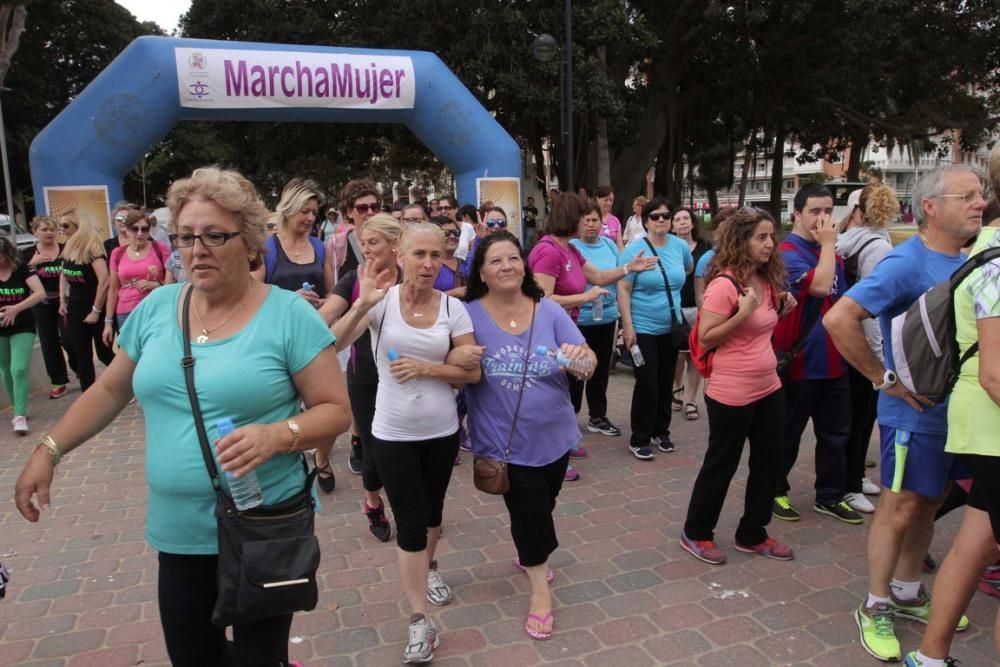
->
[842,237,882,287]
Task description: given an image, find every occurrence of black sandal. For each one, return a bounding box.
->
[313,452,335,493]
[672,386,684,411]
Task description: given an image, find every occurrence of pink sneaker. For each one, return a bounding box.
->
[564,464,580,481]
[569,446,588,458]
[679,532,726,565]
[734,536,794,561]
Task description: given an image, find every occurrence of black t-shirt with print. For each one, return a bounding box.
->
[332,268,402,385]
[21,245,64,298]
[0,262,37,336]
[62,257,102,319]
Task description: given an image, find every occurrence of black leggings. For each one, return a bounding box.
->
[504,452,570,566]
[568,322,616,418]
[31,300,75,385]
[845,364,878,493]
[629,332,680,446]
[684,389,785,545]
[372,432,459,552]
[347,382,382,492]
[960,455,1000,543]
[65,315,114,392]
[157,552,294,667]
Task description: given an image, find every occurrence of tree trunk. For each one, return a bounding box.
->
[769,123,785,218]
[594,46,611,188]
[845,132,869,182]
[0,5,27,89]
[737,132,754,206]
[610,90,668,218]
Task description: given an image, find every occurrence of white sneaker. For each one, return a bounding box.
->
[862,478,882,495]
[12,416,27,436]
[403,615,439,663]
[426,565,452,606]
[845,492,875,514]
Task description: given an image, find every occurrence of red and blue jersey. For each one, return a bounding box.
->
[772,233,847,381]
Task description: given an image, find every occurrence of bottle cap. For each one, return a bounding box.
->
[534,345,550,355]
[387,348,400,361]
[217,418,235,436]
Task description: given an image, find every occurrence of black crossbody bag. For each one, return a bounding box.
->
[180,286,321,627]
[642,238,692,348]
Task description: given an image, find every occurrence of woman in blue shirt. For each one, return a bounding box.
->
[618,197,693,460]
[570,200,622,436]
[15,167,351,667]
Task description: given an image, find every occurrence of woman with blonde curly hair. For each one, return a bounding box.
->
[836,183,899,513]
[680,207,797,565]
[16,166,351,667]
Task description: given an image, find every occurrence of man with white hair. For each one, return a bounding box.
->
[824,164,986,662]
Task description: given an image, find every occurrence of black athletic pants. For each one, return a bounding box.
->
[157,552,294,667]
[629,333,679,447]
[845,364,878,493]
[503,452,570,566]
[568,322,616,419]
[31,300,75,386]
[65,315,115,392]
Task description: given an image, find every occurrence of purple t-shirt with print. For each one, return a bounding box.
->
[465,298,585,467]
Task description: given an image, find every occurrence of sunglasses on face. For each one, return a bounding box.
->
[129,226,150,234]
[438,205,455,212]
[486,219,507,228]
[647,212,671,222]
[442,229,462,238]
[58,224,75,230]
[402,216,425,224]
[353,202,381,214]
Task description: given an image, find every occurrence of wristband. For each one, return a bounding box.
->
[104,317,114,324]
[36,435,62,466]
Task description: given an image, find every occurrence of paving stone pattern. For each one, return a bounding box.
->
[0,369,995,666]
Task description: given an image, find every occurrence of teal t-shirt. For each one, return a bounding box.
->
[571,236,621,326]
[620,236,693,334]
[118,284,335,554]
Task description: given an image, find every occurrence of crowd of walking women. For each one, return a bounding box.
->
[8,159,1000,666]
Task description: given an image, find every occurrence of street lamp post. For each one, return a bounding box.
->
[0,88,16,244]
[532,0,573,192]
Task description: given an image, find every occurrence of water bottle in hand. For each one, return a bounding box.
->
[535,345,593,376]
[302,282,313,292]
[630,344,645,367]
[591,294,604,321]
[217,418,262,511]
[387,348,423,400]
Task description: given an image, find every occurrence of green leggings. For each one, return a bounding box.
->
[0,332,35,416]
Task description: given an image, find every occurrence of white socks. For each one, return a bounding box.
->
[890,578,921,601]
[914,651,945,667]
[866,593,891,607]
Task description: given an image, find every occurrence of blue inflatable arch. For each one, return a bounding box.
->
[29,36,521,217]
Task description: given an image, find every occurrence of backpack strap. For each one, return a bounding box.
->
[263,235,278,283]
[950,246,1000,368]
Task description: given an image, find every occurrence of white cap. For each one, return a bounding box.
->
[846,188,862,211]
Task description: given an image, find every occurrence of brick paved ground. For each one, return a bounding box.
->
[0,367,996,666]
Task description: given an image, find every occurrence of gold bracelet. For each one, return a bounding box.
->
[36,435,62,466]
[285,419,301,453]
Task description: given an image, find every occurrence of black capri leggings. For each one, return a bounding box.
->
[347,381,382,493]
[157,552,293,667]
[960,454,1000,544]
[372,432,459,552]
[503,452,571,567]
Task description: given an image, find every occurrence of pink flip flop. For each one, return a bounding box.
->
[514,558,555,583]
[524,611,553,640]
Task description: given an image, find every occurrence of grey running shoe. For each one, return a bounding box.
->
[403,616,439,663]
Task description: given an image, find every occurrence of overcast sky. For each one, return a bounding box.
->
[115,0,192,34]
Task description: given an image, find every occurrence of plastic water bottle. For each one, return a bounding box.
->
[535,345,594,376]
[630,344,646,367]
[387,348,423,400]
[217,418,262,511]
[302,281,313,292]
[591,294,604,321]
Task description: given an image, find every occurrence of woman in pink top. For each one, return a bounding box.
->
[595,185,624,252]
[680,208,797,566]
[102,210,169,345]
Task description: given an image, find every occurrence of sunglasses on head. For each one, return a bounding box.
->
[354,202,381,214]
[486,219,507,228]
[647,212,671,222]
[114,215,129,223]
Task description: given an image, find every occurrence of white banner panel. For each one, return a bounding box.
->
[175,48,416,110]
